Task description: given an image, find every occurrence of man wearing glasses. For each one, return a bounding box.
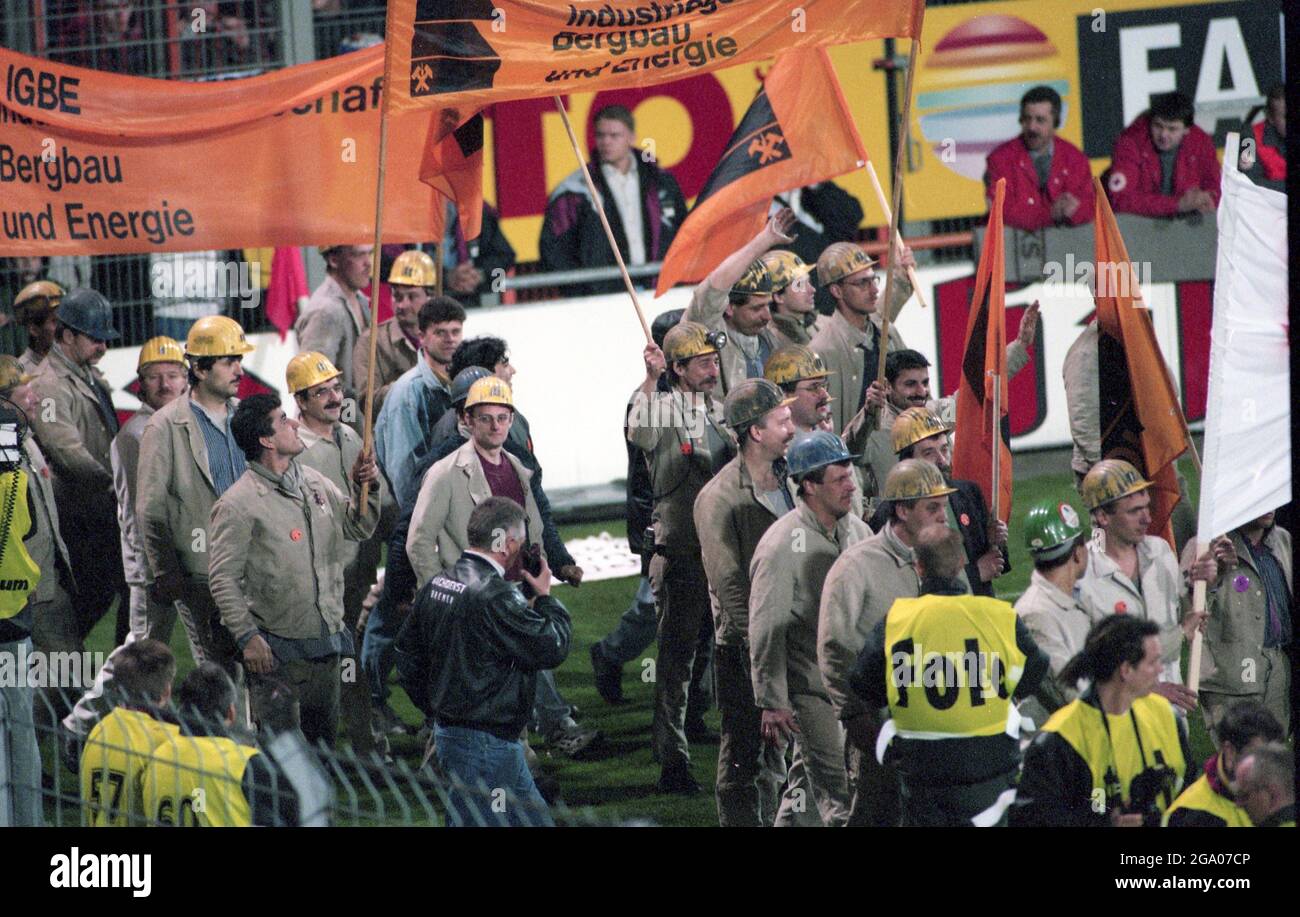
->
[809,242,915,441]
[290,352,390,755]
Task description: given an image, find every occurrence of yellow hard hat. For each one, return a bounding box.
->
[891,407,953,455]
[816,242,876,287]
[137,336,185,372]
[662,321,726,364]
[1080,458,1151,511]
[286,351,342,395]
[13,279,64,322]
[389,249,437,288]
[759,250,813,292]
[185,315,255,357]
[730,258,776,297]
[464,376,514,411]
[764,345,830,387]
[0,354,33,392]
[883,458,957,502]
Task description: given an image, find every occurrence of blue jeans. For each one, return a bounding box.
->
[0,638,45,826]
[433,724,554,827]
[597,576,658,665]
[361,589,405,706]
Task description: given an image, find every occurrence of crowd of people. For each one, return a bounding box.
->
[0,82,1292,829]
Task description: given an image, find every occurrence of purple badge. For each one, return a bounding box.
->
[1232,574,1250,593]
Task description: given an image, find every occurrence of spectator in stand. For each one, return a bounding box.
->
[984,86,1095,230]
[442,203,517,308]
[50,0,151,75]
[1248,84,1285,190]
[540,105,686,295]
[1105,91,1220,218]
[772,183,865,269]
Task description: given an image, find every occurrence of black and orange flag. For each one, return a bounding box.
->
[952,178,1011,522]
[1092,177,1189,547]
[420,110,485,240]
[654,48,868,295]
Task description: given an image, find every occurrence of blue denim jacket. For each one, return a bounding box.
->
[374,355,451,511]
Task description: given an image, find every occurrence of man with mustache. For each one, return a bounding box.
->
[628,322,733,795]
[764,345,833,434]
[869,408,1010,597]
[694,378,798,825]
[681,209,797,397]
[291,351,391,754]
[136,316,255,682]
[985,85,1095,231]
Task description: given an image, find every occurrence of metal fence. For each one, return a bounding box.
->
[2,681,618,827]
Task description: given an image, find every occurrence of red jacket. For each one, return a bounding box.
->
[1253,120,1286,181]
[984,135,1095,230]
[1105,114,1220,217]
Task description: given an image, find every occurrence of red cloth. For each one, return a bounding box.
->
[1105,114,1220,217]
[1253,120,1287,181]
[264,246,308,341]
[984,135,1095,230]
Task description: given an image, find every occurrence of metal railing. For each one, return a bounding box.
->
[2,682,619,827]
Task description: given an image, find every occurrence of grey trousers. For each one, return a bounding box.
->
[774,693,851,827]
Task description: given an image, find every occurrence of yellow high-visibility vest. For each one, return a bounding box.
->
[884,593,1026,739]
[0,469,40,620]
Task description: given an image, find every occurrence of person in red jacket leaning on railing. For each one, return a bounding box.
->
[984,86,1096,231]
[1105,91,1220,218]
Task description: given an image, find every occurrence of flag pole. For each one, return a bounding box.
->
[553,96,653,342]
[865,160,927,308]
[358,45,395,515]
[434,242,443,296]
[873,35,920,431]
[990,372,1001,525]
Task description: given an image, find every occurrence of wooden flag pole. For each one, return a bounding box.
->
[990,372,1002,525]
[865,160,927,309]
[1187,539,1208,693]
[553,96,652,342]
[873,37,920,431]
[434,242,443,296]
[358,54,394,515]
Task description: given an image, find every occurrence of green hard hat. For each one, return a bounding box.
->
[1024,498,1086,561]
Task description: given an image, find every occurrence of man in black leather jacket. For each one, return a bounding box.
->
[395,497,571,827]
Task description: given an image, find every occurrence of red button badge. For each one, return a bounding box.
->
[1114,601,1127,614]
[290,529,303,542]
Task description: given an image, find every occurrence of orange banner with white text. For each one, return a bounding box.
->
[0,46,443,256]
[383,0,922,117]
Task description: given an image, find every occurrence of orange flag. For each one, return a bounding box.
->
[1092,178,1189,547]
[420,110,485,240]
[382,1,923,116]
[951,178,1011,522]
[654,48,868,295]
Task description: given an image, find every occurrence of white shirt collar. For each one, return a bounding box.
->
[464,549,506,577]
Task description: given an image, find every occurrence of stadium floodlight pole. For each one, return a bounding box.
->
[873,31,922,432]
[553,95,653,343]
[358,39,396,516]
[865,160,927,309]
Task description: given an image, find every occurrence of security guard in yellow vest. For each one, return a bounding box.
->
[1165,698,1282,827]
[1234,743,1295,827]
[144,663,296,827]
[848,525,1047,826]
[80,639,179,827]
[1010,615,1194,826]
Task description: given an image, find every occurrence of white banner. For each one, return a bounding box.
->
[1196,133,1291,540]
